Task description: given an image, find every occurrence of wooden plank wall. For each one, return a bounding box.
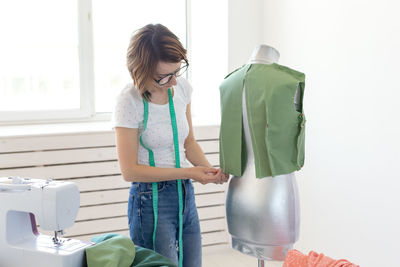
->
[0,125,229,248]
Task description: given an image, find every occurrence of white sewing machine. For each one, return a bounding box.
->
[0,177,93,267]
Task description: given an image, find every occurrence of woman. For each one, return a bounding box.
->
[113,24,229,267]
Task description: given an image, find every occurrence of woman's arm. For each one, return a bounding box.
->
[184,103,214,168]
[184,103,230,184]
[115,127,220,184]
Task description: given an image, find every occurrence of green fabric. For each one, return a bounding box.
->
[133,246,177,267]
[86,233,135,267]
[86,233,177,267]
[219,63,306,178]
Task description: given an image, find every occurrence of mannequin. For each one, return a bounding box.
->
[225,44,301,265]
[248,44,280,64]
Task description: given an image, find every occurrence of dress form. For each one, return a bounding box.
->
[225,44,300,265]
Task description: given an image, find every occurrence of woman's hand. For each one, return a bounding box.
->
[221,171,230,184]
[188,166,221,185]
[214,169,230,184]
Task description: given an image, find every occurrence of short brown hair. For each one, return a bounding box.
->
[127,24,187,99]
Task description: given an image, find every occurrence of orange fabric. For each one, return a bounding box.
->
[283,249,359,267]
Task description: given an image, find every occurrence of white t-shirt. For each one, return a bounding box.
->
[113,77,193,168]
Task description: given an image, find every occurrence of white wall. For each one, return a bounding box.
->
[228,0,400,266]
[190,0,228,126]
[228,0,264,72]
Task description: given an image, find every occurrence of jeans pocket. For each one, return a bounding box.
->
[139,182,167,195]
[127,193,134,227]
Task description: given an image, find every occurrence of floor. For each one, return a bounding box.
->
[203,246,284,267]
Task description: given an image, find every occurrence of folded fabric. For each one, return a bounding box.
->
[132,246,177,267]
[283,249,359,267]
[86,233,177,267]
[86,233,135,267]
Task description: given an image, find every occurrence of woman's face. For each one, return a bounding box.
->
[153,61,182,89]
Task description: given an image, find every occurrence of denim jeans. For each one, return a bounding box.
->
[127,179,202,267]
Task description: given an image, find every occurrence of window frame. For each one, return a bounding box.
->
[0,0,96,125]
[0,0,190,126]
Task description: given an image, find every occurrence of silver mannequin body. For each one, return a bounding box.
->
[225,44,300,262]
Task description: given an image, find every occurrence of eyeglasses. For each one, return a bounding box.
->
[154,61,189,86]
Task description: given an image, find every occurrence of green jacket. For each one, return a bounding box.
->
[86,233,177,267]
[219,63,306,178]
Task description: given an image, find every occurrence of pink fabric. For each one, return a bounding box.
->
[283,249,359,267]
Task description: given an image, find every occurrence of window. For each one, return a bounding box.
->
[189,0,227,126]
[0,0,83,122]
[92,0,186,113]
[0,0,226,126]
[0,0,186,124]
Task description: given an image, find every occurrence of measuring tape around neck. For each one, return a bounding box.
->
[139,88,184,267]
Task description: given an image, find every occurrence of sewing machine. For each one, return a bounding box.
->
[0,177,93,267]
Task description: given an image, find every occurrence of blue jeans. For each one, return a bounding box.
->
[127,179,202,267]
